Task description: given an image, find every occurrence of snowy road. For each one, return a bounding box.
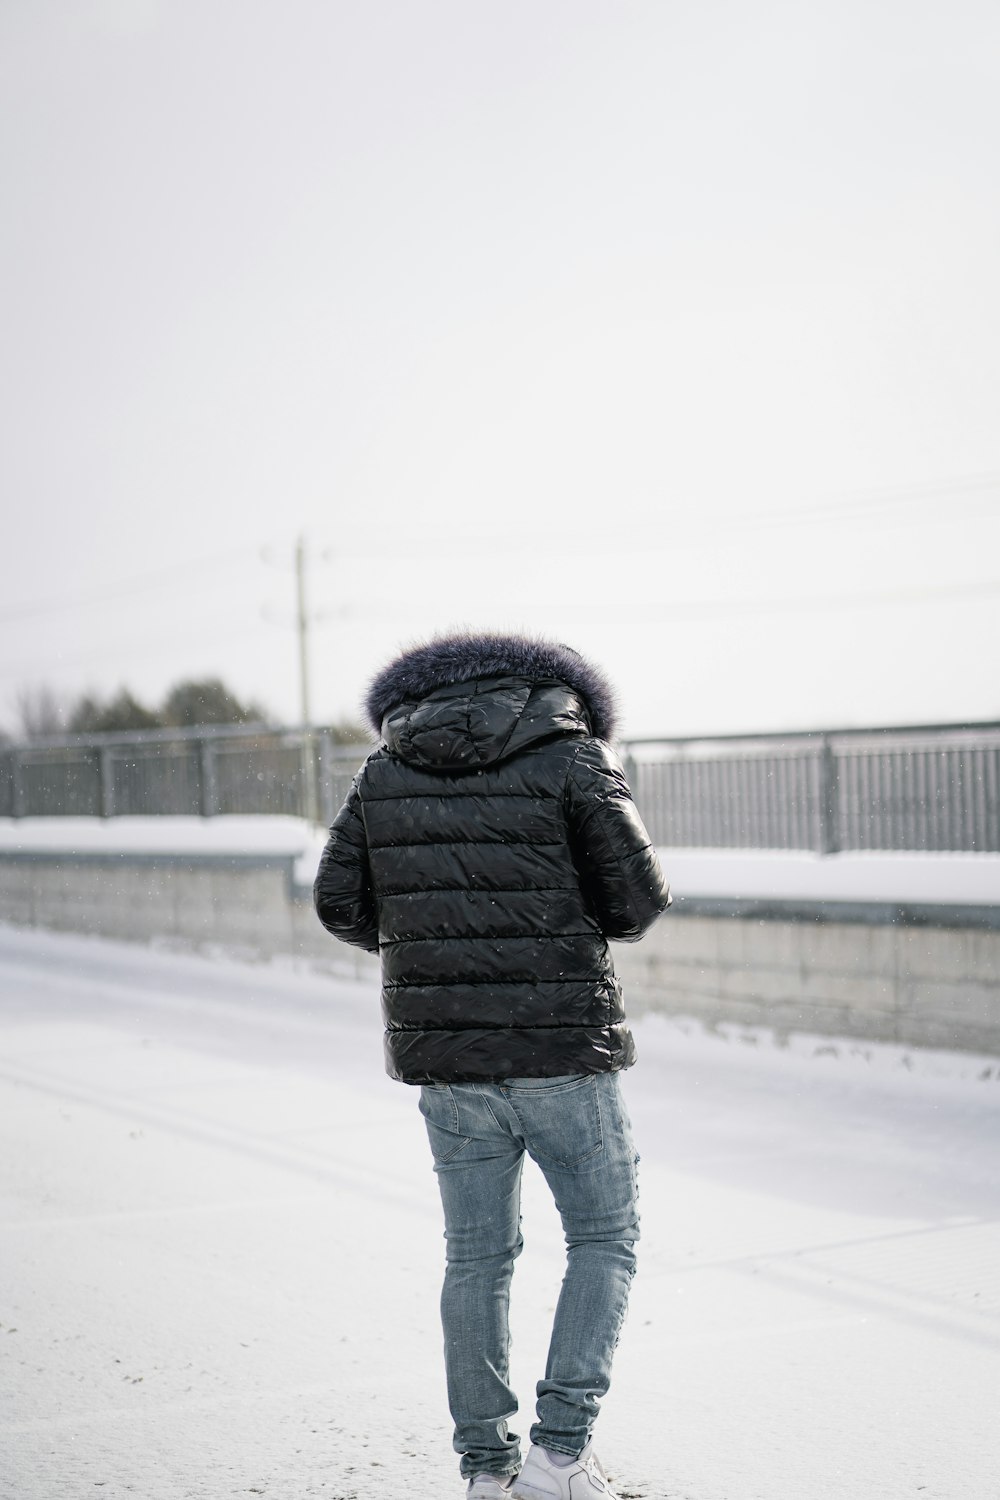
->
[1,926,998,1500]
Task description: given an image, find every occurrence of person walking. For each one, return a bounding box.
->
[313,632,670,1500]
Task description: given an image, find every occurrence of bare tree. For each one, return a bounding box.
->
[11,684,68,740]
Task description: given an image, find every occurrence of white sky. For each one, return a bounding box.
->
[2,0,999,738]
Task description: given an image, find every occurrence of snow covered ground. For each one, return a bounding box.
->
[2,924,998,1500]
[3,816,999,905]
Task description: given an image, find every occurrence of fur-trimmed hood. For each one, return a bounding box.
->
[365,632,618,749]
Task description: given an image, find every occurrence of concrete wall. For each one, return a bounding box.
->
[0,850,376,984]
[613,901,1000,1055]
[2,852,998,1054]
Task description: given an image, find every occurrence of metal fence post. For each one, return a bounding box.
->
[199,737,218,818]
[11,753,24,818]
[620,745,645,832]
[817,738,840,855]
[99,747,116,818]
[317,731,335,827]
[300,729,319,825]
[621,745,639,799]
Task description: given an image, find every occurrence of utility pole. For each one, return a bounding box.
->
[295,533,311,726]
[295,532,319,826]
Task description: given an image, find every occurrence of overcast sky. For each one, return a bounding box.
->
[2,0,998,739]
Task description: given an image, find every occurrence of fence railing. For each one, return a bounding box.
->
[1,720,998,854]
[623,723,1000,854]
[0,723,367,829]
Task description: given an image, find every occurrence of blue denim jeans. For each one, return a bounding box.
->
[418,1072,640,1480]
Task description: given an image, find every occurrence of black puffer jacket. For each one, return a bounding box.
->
[314,633,670,1084]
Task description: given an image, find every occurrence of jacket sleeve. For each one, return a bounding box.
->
[313,772,380,954]
[564,739,671,943]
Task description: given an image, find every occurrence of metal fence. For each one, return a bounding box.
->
[0,724,367,829]
[624,723,1000,854]
[1,720,998,854]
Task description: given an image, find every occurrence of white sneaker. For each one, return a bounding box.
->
[510,1441,619,1500]
[467,1474,515,1499]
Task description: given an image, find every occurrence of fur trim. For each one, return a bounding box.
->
[365,631,618,740]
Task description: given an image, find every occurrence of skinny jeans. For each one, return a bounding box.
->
[419,1072,640,1480]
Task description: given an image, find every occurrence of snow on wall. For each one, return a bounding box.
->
[2,815,1000,904]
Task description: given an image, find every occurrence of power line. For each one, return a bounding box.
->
[246,574,1000,625]
[622,577,1000,620]
[2,568,995,673]
[2,469,997,629]
[720,470,1000,529]
[0,546,258,624]
[310,472,1000,558]
[1,468,998,626]
[0,614,276,682]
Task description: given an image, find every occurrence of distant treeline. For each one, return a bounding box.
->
[6,679,365,743]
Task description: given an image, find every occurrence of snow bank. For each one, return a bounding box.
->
[662,846,1000,906]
